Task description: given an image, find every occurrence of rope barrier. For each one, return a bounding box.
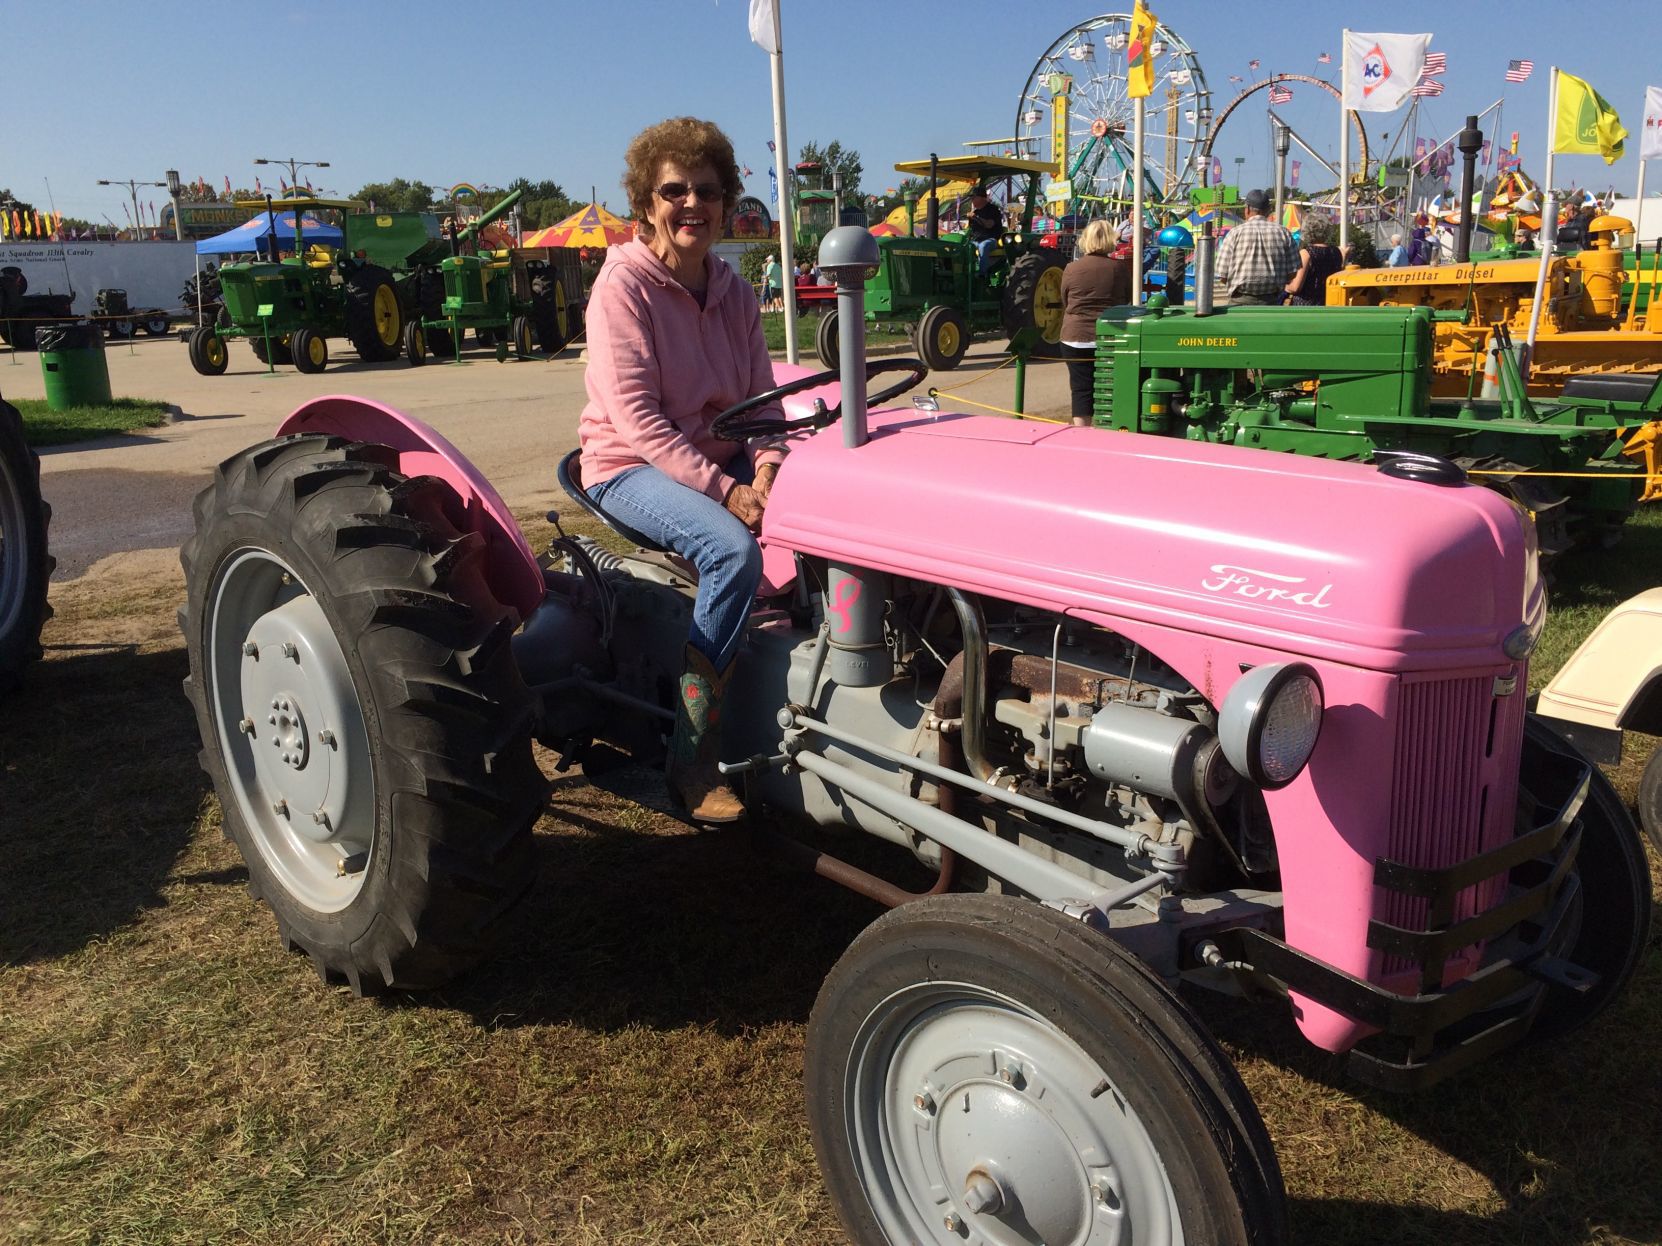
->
[927,388,1069,424]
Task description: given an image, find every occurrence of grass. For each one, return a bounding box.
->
[0,507,1657,1244]
[759,309,909,354]
[12,397,172,447]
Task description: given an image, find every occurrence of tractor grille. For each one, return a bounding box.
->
[1381,671,1525,975]
[1094,333,1117,412]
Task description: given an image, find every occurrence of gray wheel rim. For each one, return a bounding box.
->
[208,547,375,912]
[848,981,1183,1245]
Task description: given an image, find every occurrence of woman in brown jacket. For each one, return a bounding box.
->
[1058,219,1132,424]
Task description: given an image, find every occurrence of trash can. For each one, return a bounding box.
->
[37,321,112,410]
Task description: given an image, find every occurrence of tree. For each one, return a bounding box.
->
[350,178,437,213]
[505,177,580,230]
[796,140,863,197]
[0,188,37,217]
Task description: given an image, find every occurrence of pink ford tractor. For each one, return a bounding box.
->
[180,227,1651,1245]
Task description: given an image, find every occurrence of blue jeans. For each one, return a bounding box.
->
[974,237,996,273]
[586,459,762,670]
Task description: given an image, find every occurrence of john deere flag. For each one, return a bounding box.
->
[1127,2,1158,100]
[1554,69,1626,163]
[1342,31,1431,112]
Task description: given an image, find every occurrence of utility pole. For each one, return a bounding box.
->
[98,176,168,238]
[253,156,330,192]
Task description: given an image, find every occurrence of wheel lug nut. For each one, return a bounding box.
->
[311,810,330,828]
[943,1212,963,1232]
[317,729,336,747]
[272,799,288,816]
[238,717,255,735]
[913,1089,936,1116]
[282,642,298,660]
[242,642,259,658]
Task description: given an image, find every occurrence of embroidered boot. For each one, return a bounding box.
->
[667,643,745,824]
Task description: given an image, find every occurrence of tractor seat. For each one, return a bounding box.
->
[556,448,670,554]
[305,244,335,268]
[1559,372,1661,405]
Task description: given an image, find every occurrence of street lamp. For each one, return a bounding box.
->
[164,169,184,241]
[98,176,168,238]
[1233,156,1246,192]
[253,156,330,192]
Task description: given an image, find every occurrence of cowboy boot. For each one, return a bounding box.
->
[667,643,746,824]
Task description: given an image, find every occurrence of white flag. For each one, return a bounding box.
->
[1342,31,1431,112]
[748,0,779,54]
[1643,85,1662,161]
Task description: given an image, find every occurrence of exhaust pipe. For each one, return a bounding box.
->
[819,226,881,449]
[1194,222,1216,316]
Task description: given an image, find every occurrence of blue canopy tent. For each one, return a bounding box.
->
[194,212,343,256]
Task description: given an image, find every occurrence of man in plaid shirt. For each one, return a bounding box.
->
[1214,189,1298,304]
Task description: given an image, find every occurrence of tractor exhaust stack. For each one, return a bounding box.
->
[819,226,881,449]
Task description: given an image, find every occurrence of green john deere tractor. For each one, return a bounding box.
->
[1090,299,1658,558]
[402,189,576,365]
[187,197,426,375]
[814,155,1067,372]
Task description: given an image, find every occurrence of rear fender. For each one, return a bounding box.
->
[1537,588,1662,736]
[277,395,545,621]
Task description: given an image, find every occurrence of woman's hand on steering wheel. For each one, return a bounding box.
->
[710,358,932,442]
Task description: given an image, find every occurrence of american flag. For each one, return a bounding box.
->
[1229,74,1243,82]
[1423,52,1446,76]
[1269,84,1293,104]
[1317,52,1331,64]
[1505,58,1533,82]
[1411,78,1444,97]
[1248,58,1260,70]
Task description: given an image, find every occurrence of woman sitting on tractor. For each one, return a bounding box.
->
[578,116,784,824]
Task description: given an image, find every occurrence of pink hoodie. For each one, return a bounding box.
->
[579,239,783,501]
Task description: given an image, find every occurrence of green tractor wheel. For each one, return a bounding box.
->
[916,305,969,372]
[291,328,329,374]
[814,309,840,370]
[249,335,293,367]
[512,315,534,361]
[187,326,229,376]
[1001,252,1067,356]
[404,321,427,367]
[344,266,403,363]
[530,271,567,354]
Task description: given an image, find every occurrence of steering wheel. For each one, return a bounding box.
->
[711,358,930,441]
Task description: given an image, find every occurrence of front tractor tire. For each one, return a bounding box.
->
[0,396,53,694]
[180,435,545,992]
[291,327,329,374]
[344,265,403,362]
[187,325,229,376]
[916,304,969,372]
[814,308,840,370]
[807,894,1287,1246]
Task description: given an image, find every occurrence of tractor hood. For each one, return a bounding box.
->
[762,409,1539,674]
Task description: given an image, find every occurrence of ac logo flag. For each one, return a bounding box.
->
[1342,31,1431,112]
[1127,1,1158,100]
[1642,85,1662,162]
[1553,70,1627,164]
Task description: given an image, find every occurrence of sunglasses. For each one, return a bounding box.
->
[654,181,725,204]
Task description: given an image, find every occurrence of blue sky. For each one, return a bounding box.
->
[4,0,1657,228]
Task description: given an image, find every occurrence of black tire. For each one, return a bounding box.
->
[1,266,25,296]
[807,894,1287,1246]
[1524,716,1652,1039]
[0,396,53,695]
[291,327,328,374]
[343,265,403,362]
[475,326,500,349]
[403,320,427,367]
[511,314,534,360]
[408,269,454,357]
[179,435,544,992]
[1639,743,1662,853]
[530,270,567,353]
[814,308,840,369]
[916,304,969,372]
[187,325,229,376]
[143,315,172,336]
[108,318,136,340]
[249,334,294,366]
[1001,251,1068,355]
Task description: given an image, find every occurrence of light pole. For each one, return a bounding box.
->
[98,176,168,238]
[1233,156,1246,193]
[253,156,330,193]
[165,169,184,241]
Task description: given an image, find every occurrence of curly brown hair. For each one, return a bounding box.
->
[622,117,743,240]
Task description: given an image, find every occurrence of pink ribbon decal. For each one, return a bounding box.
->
[827,577,862,634]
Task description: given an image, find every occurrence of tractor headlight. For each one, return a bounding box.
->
[1218,663,1324,790]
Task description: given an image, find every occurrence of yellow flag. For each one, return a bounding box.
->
[1127,1,1158,100]
[1554,69,1627,164]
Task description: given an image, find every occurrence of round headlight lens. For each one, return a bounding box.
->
[1218,662,1325,790]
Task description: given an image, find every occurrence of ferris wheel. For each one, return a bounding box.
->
[1015,14,1210,212]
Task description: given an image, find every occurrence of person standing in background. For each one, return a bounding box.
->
[1213,189,1297,304]
[1058,219,1132,424]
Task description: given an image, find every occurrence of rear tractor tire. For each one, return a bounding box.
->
[344,265,403,363]
[179,435,545,992]
[1638,744,1661,852]
[249,335,294,367]
[187,325,229,376]
[1001,251,1068,357]
[807,893,1288,1246]
[0,396,53,695]
[814,308,840,370]
[291,327,329,374]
